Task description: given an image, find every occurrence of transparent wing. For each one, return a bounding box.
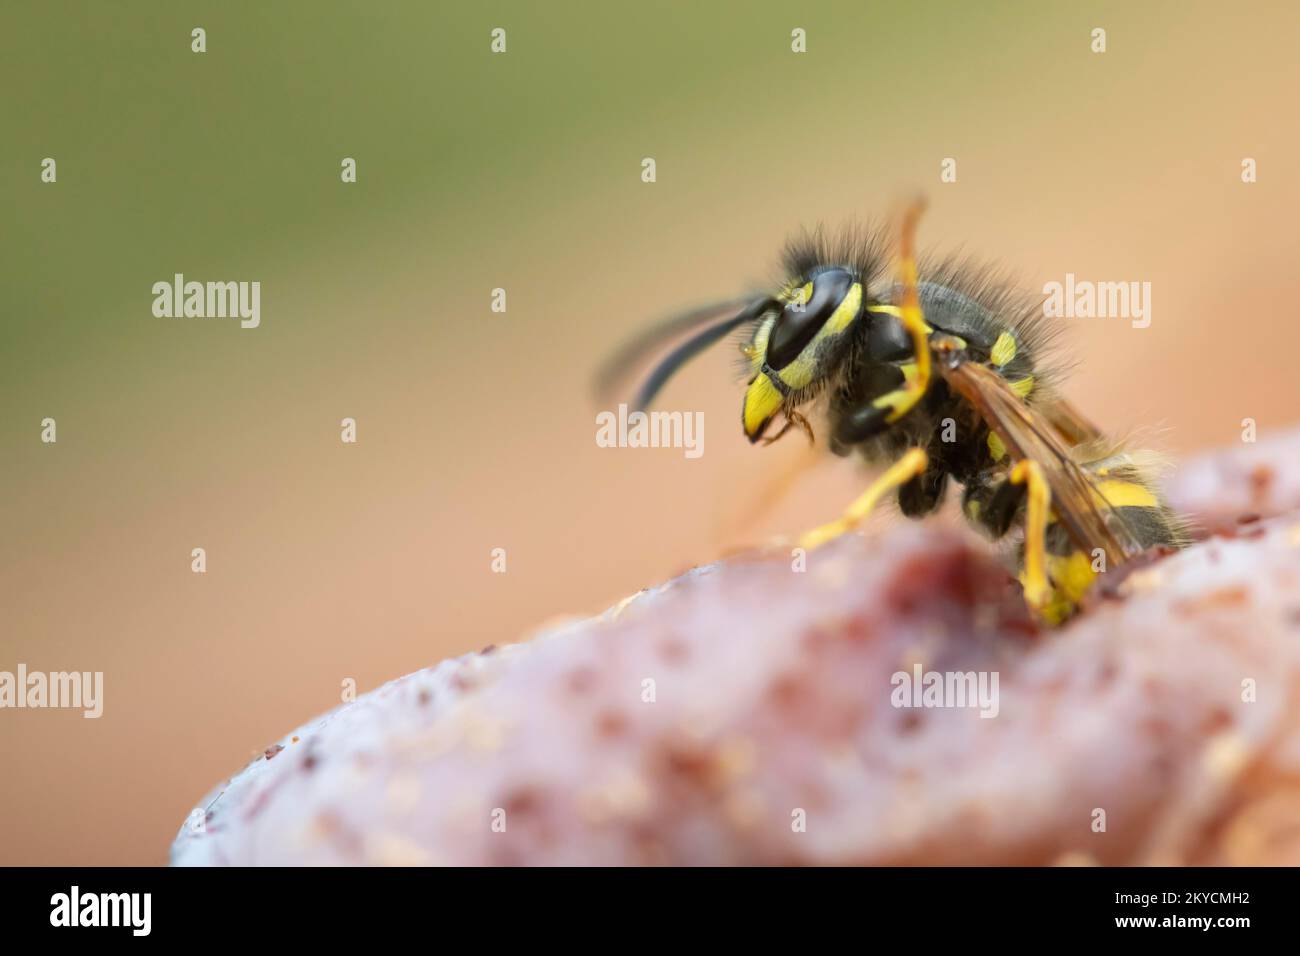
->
[1037,394,1105,448]
[939,359,1148,563]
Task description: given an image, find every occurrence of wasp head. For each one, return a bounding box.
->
[741,266,864,442]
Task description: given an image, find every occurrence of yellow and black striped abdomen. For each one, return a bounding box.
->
[1037,454,1187,620]
[961,449,1186,622]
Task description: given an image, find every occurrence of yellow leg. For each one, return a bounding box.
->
[1039,551,1098,624]
[1010,459,1051,612]
[798,448,929,550]
[874,200,933,424]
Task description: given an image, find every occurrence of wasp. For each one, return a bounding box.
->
[598,202,1187,622]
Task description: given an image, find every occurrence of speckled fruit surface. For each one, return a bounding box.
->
[172,429,1300,865]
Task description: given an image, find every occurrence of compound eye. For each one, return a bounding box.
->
[766,268,854,370]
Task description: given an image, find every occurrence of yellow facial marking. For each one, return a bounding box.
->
[745,318,773,374]
[823,282,863,335]
[987,431,1007,461]
[777,356,816,389]
[743,374,782,437]
[990,331,1017,367]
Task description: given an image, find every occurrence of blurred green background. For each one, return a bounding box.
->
[3,1,1298,864]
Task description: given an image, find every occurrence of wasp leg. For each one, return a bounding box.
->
[983,472,1027,538]
[761,408,815,447]
[868,202,933,427]
[1040,552,1098,624]
[798,448,929,550]
[966,467,1086,622]
[961,468,1023,539]
[898,453,949,518]
[1009,459,1051,613]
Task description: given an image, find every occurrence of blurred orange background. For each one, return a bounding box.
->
[2,1,1298,864]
